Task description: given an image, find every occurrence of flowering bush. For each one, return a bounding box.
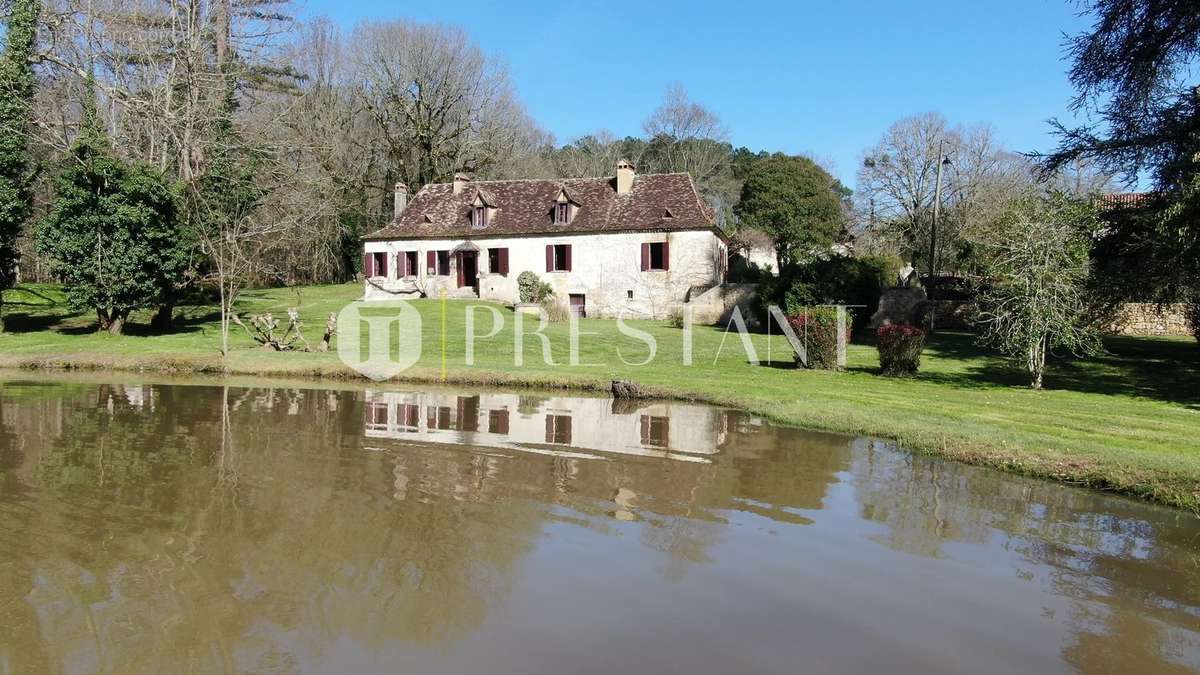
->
[876,323,925,376]
[785,308,851,370]
[517,271,553,304]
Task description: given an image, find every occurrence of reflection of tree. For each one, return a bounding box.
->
[5,381,1197,672]
[852,439,1200,672]
[1,383,546,672]
[851,440,992,558]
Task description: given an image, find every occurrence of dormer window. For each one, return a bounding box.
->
[472,206,488,228]
[554,202,571,224]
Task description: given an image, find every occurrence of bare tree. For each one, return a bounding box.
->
[857,112,1034,276]
[349,20,540,195]
[641,84,733,203]
[550,130,631,178]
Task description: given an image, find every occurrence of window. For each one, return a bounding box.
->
[367,251,388,277]
[554,202,571,224]
[488,247,509,276]
[427,405,453,430]
[545,414,572,445]
[640,415,670,448]
[546,244,571,272]
[457,396,479,432]
[488,409,510,434]
[399,404,420,432]
[435,250,451,276]
[472,206,488,228]
[365,401,389,428]
[627,290,634,300]
[640,241,669,271]
[400,251,418,278]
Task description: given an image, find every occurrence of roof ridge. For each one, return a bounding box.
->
[418,172,692,188]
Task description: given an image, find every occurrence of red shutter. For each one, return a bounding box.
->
[426,250,435,275]
[640,243,649,271]
[500,248,509,276]
[662,241,670,271]
[546,244,553,272]
[398,252,407,277]
[565,244,572,271]
[363,253,372,277]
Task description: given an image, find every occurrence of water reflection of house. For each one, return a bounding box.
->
[363,391,728,463]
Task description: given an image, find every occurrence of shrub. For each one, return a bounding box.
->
[785,307,851,370]
[541,298,570,323]
[755,254,898,330]
[876,323,926,376]
[666,308,685,328]
[517,271,553,304]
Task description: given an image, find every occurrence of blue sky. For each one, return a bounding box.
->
[300,0,1094,187]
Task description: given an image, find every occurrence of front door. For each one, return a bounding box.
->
[457,251,479,293]
[569,293,586,318]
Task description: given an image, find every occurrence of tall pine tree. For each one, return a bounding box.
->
[0,0,40,332]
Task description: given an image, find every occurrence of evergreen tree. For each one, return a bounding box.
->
[735,154,846,272]
[1043,0,1200,307]
[35,78,188,334]
[0,0,40,332]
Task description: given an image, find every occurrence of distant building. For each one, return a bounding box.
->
[360,161,729,319]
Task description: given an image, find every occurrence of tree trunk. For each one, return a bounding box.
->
[107,311,128,335]
[219,281,230,357]
[97,308,112,332]
[151,300,175,331]
[1028,336,1046,390]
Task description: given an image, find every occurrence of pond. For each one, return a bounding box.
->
[0,376,1197,674]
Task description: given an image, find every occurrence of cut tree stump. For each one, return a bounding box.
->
[611,379,651,399]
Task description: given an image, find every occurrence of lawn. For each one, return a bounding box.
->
[2,282,1198,511]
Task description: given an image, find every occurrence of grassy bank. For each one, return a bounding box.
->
[2,283,1198,511]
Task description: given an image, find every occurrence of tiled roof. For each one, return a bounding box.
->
[1099,192,1158,211]
[363,173,716,240]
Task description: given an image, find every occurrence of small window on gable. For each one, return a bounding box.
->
[554,202,571,224]
[472,206,488,228]
[663,208,674,219]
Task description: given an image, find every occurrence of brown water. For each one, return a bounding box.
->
[0,377,1197,675]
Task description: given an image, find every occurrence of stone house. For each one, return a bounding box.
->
[360,161,730,319]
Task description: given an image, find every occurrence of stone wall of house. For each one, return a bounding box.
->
[363,229,726,319]
[685,283,759,325]
[1105,303,1190,336]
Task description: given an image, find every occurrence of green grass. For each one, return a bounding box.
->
[2,282,1198,511]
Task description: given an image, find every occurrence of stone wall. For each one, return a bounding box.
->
[1105,303,1190,336]
[686,283,759,325]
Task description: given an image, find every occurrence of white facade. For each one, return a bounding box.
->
[363,228,727,319]
[362,390,730,462]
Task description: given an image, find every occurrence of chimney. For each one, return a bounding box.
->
[615,159,635,195]
[452,172,470,195]
[393,182,408,216]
